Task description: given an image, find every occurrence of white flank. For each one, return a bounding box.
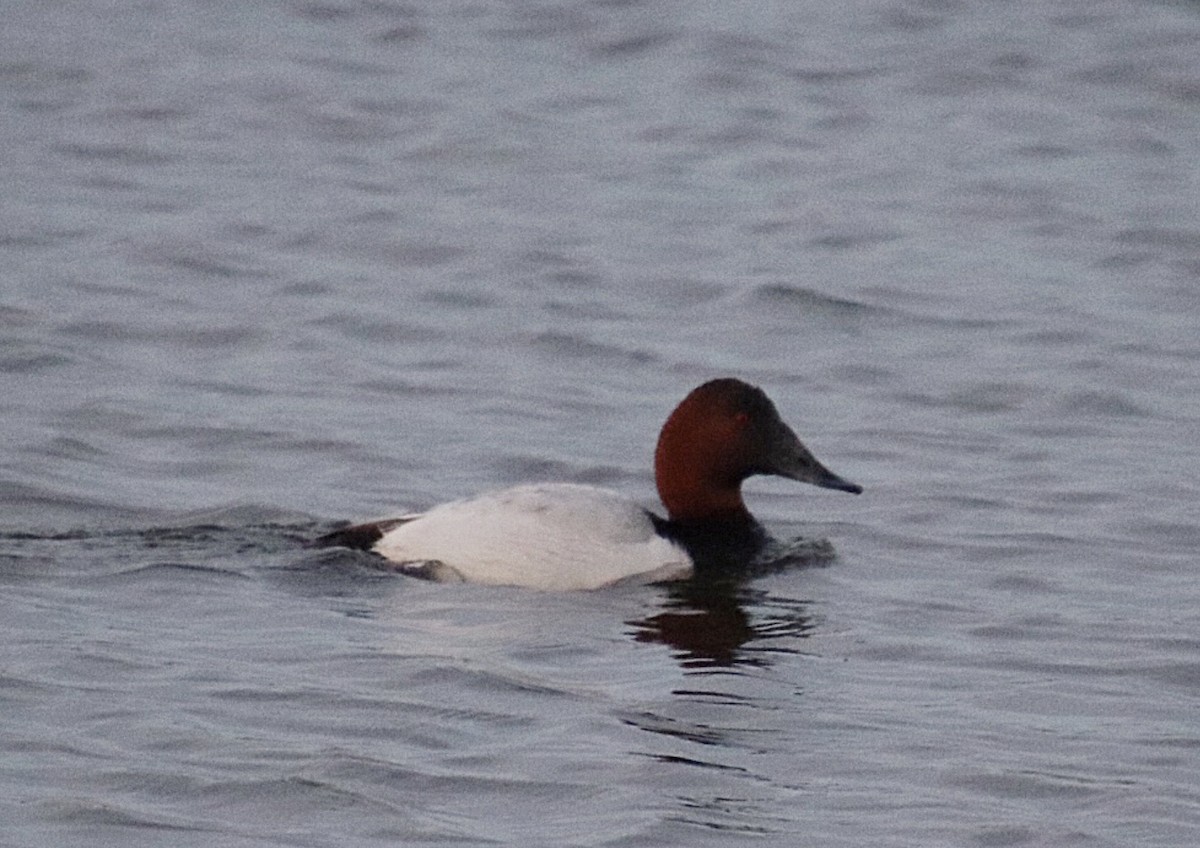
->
[372,483,692,591]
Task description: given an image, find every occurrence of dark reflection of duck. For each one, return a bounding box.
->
[628,573,817,669]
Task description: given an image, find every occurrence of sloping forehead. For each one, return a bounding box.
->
[690,378,776,416]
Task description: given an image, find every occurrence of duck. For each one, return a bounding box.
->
[313,378,861,590]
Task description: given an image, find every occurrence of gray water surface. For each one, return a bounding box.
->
[3,1,1199,845]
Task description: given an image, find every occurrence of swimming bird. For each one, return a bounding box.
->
[314,378,861,590]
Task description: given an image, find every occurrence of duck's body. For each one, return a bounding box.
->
[372,483,688,590]
[315,378,861,590]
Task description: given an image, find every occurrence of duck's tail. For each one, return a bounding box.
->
[308,516,413,551]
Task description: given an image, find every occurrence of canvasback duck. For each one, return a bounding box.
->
[314,378,861,590]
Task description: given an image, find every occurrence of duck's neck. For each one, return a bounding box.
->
[655,414,753,524]
[657,472,752,525]
[652,510,768,572]
[655,444,769,570]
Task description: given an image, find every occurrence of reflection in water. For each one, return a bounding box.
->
[627,534,832,668]
[623,575,821,837]
[630,585,755,668]
[627,577,817,669]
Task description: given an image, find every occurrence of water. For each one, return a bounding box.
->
[3,0,1200,844]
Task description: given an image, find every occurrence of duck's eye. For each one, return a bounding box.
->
[733,411,751,428]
